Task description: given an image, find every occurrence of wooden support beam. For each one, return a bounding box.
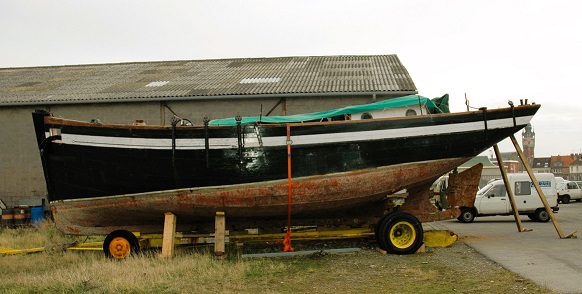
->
[509,135,576,239]
[161,212,177,258]
[215,212,226,257]
[493,144,528,232]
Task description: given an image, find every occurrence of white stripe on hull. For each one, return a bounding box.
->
[48,115,533,150]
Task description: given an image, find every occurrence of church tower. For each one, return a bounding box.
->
[522,123,535,167]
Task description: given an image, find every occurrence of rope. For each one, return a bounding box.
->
[464,94,483,111]
[283,123,294,252]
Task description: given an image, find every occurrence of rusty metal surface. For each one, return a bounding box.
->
[446,163,483,207]
[400,163,482,222]
[51,157,471,235]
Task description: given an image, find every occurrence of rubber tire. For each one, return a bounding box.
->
[376,212,423,255]
[103,230,140,259]
[534,208,551,223]
[527,213,536,221]
[374,212,395,244]
[562,195,571,204]
[457,208,476,223]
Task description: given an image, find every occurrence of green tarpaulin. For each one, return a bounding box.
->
[209,94,449,126]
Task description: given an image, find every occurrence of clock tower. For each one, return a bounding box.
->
[522,123,535,167]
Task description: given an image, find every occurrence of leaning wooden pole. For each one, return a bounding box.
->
[493,144,527,232]
[509,135,576,239]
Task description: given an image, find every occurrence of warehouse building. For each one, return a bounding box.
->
[0,54,417,207]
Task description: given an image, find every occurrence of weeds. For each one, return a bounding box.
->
[0,221,555,293]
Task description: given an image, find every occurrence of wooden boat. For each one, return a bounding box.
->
[32,95,540,255]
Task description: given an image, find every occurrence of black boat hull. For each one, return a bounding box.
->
[33,104,539,202]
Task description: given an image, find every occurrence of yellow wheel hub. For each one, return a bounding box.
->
[108,237,132,259]
[389,221,416,249]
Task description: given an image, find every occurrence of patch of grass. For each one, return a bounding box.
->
[0,222,556,293]
[0,220,78,248]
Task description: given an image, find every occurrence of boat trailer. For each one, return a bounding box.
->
[0,216,460,258]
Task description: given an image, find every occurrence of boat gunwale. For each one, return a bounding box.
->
[43,104,541,130]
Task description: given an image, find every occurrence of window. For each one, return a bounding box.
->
[360,113,373,119]
[514,181,532,196]
[490,185,506,197]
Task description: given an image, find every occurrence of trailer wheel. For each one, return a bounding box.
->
[457,208,475,223]
[534,209,550,223]
[103,230,140,259]
[374,211,395,243]
[376,212,423,254]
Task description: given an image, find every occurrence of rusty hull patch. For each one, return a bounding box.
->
[445,163,483,207]
[400,163,483,222]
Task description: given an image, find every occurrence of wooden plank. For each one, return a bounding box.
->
[161,212,177,258]
[509,135,576,238]
[493,144,527,232]
[215,212,226,257]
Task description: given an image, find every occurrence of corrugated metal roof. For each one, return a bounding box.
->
[0,55,417,106]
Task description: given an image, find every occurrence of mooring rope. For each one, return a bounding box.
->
[283,123,294,252]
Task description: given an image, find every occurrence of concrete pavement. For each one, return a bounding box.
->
[430,203,582,293]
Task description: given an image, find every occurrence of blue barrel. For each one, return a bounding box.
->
[31,206,45,224]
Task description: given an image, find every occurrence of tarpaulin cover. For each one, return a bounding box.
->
[209,94,449,126]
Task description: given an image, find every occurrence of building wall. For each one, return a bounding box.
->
[570,164,582,181]
[0,94,390,207]
[0,106,48,207]
[456,165,501,188]
[532,167,551,173]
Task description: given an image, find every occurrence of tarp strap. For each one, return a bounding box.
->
[236,115,243,160]
[203,117,210,168]
[254,122,263,147]
[510,103,517,131]
[480,107,488,142]
[171,117,179,188]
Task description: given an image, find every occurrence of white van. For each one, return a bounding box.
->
[557,180,582,204]
[458,173,559,223]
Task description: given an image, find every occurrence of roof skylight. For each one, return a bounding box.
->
[145,81,169,87]
[240,77,282,84]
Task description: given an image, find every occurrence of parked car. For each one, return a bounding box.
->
[458,173,559,223]
[557,180,582,204]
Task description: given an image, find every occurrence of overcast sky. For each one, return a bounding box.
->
[1,0,581,157]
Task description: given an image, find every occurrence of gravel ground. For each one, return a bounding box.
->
[235,237,556,293]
